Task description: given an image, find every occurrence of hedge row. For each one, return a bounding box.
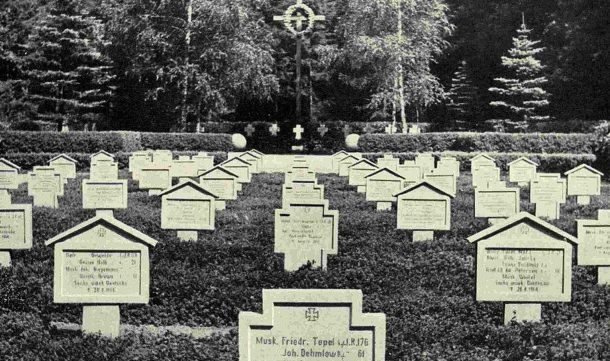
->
[2,152,229,171]
[362,152,597,173]
[0,131,234,153]
[200,120,433,134]
[358,132,598,154]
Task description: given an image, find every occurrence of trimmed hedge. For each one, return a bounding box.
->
[0,131,234,154]
[362,152,597,173]
[358,132,597,154]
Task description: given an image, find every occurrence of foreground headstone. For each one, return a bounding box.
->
[577,210,610,285]
[160,180,217,241]
[348,159,379,193]
[45,215,158,338]
[564,164,603,205]
[530,173,566,220]
[337,154,360,177]
[365,168,406,211]
[282,181,325,208]
[82,179,128,216]
[275,200,338,271]
[197,166,239,210]
[49,154,78,183]
[394,181,454,242]
[239,289,386,361]
[475,182,520,224]
[508,157,538,187]
[467,212,577,324]
[139,166,171,195]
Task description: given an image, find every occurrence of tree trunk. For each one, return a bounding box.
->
[397,0,407,133]
[180,0,193,132]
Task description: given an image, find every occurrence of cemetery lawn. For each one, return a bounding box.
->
[1,172,610,360]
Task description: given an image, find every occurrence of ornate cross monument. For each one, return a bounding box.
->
[274,0,325,151]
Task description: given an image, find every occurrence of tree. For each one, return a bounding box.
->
[24,0,114,130]
[332,0,452,131]
[446,60,479,129]
[489,15,550,131]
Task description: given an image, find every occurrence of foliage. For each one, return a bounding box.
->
[1,172,610,359]
[446,60,480,129]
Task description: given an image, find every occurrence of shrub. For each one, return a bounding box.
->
[358,132,597,154]
[10,121,41,131]
[140,133,233,151]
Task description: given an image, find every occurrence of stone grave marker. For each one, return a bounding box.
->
[129,151,152,180]
[90,159,119,181]
[472,164,501,188]
[396,163,422,187]
[239,289,386,361]
[49,154,78,183]
[33,166,65,196]
[408,124,421,134]
[337,154,360,177]
[365,168,406,211]
[82,179,128,217]
[423,170,457,196]
[376,154,399,172]
[275,199,338,271]
[220,157,252,191]
[28,169,61,208]
[508,157,538,187]
[415,154,435,175]
[193,152,215,173]
[467,212,578,324]
[238,151,261,173]
[170,155,199,180]
[530,173,566,220]
[45,215,158,338]
[331,151,350,173]
[282,181,325,208]
[474,182,520,224]
[577,209,610,285]
[470,153,496,173]
[138,166,171,195]
[152,150,173,167]
[160,180,217,241]
[0,158,21,198]
[0,191,32,267]
[285,166,316,185]
[564,164,603,205]
[197,166,238,210]
[437,156,460,176]
[394,181,454,242]
[90,150,115,164]
[348,158,379,193]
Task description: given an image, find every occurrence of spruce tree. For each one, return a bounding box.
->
[446,60,478,129]
[489,15,550,131]
[24,0,113,130]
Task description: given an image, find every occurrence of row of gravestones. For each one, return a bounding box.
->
[236,122,422,138]
[1,149,609,360]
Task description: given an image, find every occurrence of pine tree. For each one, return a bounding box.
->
[446,60,478,129]
[489,14,550,131]
[24,0,114,130]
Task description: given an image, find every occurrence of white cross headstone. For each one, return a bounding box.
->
[245,124,255,137]
[293,124,304,140]
[317,123,328,137]
[269,123,280,136]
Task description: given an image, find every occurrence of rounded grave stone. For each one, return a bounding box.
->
[345,133,360,150]
[231,133,247,150]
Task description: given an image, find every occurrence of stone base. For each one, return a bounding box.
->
[283,250,326,272]
[291,145,304,152]
[504,303,541,325]
[95,209,114,218]
[82,305,120,338]
[148,189,162,196]
[412,231,434,242]
[577,195,591,205]
[177,230,198,241]
[357,185,366,193]
[215,201,226,211]
[598,266,610,285]
[488,217,505,226]
[376,202,392,211]
[0,251,11,267]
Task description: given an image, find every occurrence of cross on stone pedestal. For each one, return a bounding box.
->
[317,123,328,137]
[245,124,255,137]
[385,124,397,134]
[293,124,304,140]
[363,123,373,134]
[342,124,351,137]
[269,123,280,136]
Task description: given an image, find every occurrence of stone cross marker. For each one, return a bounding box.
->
[269,123,280,136]
[530,173,566,220]
[245,124,256,137]
[293,124,304,140]
[197,165,239,210]
[468,212,578,324]
[0,158,21,204]
[138,166,171,195]
[348,158,379,193]
[82,179,128,217]
[376,154,399,172]
[282,181,324,208]
[317,123,328,137]
[474,182,520,224]
[192,152,215,173]
[472,164,501,189]
[0,167,32,267]
[508,157,538,187]
[170,155,199,180]
[384,123,397,134]
[394,181,454,242]
[239,289,386,361]
[274,199,338,271]
[45,215,158,338]
[160,180,218,241]
[564,164,603,205]
[415,154,435,176]
[365,168,406,211]
[577,210,610,285]
[28,169,62,208]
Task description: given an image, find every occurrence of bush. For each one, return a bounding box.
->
[358,132,597,154]
[140,133,233,151]
[10,121,41,131]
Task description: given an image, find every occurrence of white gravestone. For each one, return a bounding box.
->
[475,182,520,224]
[576,210,610,285]
[365,168,406,211]
[197,166,239,210]
[564,164,603,205]
[508,157,538,187]
[348,159,379,193]
[530,173,566,220]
